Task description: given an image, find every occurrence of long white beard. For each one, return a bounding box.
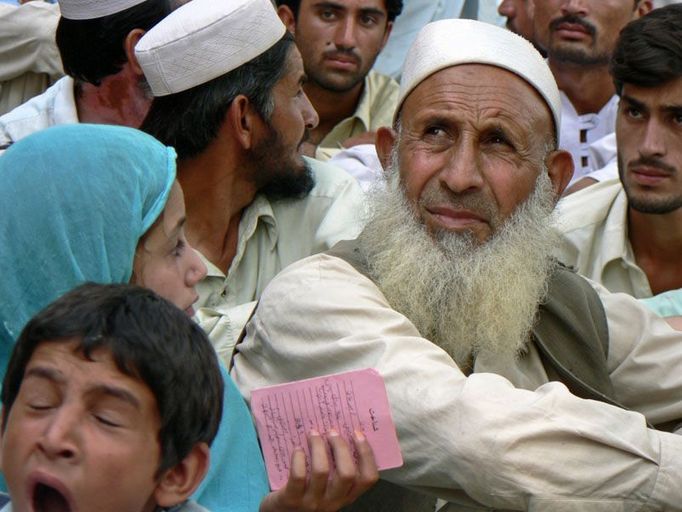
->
[358,160,559,369]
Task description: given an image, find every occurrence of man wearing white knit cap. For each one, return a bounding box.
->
[233,18,682,511]
[137,0,364,362]
[0,0,172,150]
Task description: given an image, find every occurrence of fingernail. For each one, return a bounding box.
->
[309,428,319,436]
[328,428,339,437]
[354,430,366,441]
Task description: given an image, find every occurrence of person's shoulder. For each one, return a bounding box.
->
[365,70,399,119]
[366,70,399,94]
[0,76,72,144]
[303,156,364,198]
[255,249,377,312]
[555,178,624,234]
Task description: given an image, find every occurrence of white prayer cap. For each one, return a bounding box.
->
[135,0,286,97]
[397,19,561,140]
[59,0,149,20]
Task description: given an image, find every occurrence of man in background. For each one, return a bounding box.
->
[276,0,402,160]
[556,5,682,304]
[533,0,651,185]
[0,0,169,148]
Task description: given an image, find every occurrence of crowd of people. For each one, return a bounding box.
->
[2,0,682,511]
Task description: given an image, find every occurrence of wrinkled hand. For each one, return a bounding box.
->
[259,430,378,512]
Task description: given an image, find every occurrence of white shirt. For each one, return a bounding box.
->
[0,75,78,149]
[554,178,653,298]
[560,92,619,186]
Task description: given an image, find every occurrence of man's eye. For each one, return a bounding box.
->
[626,107,643,119]
[320,9,335,20]
[425,126,445,137]
[360,14,378,26]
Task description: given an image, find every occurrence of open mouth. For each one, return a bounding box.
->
[33,483,71,512]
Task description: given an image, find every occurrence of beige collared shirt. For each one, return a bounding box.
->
[315,71,398,161]
[194,157,365,360]
[233,252,682,510]
[553,178,652,298]
[0,2,62,116]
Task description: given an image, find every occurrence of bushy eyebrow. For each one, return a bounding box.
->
[311,1,386,19]
[620,94,648,113]
[621,94,682,117]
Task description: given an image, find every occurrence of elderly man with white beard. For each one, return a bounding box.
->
[232,19,682,511]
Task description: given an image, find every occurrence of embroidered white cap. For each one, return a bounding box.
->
[397,19,562,140]
[135,0,286,97]
[58,0,150,20]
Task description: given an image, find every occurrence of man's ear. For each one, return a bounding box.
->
[154,443,210,509]
[375,126,397,172]
[124,28,147,77]
[635,0,653,19]
[545,149,574,199]
[277,5,297,33]
[380,21,393,51]
[226,95,261,151]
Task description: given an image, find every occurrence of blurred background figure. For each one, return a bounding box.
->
[497,0,545,55]
[0,0,62,114]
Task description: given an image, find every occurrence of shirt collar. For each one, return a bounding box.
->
[597,184,635,268]
[201,193,279,280]
[349,74,372,133]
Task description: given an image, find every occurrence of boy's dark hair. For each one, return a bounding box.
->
[140,32,295,160]
[276,0,403,22]
[1,283,223,477]
[56,0,171,86]
[611,4,682,95]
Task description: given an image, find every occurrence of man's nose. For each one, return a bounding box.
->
[498,0,516,18]
[439,141,485,194]
[560,0,588,17]
[301,91,319,130]
[639,119,667,159]
[334,17,358,50]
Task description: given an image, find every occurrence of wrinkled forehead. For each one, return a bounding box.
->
[398,63,555,136]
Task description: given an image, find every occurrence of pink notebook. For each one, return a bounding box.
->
[250,368,403,490]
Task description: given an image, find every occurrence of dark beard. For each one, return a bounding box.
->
[250,123,315,201]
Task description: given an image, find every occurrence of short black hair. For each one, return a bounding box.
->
[140,32,295,160]
[276,0,403,23]
[611,4,682,95]
[56,0,171,85]
[1,283,223,477]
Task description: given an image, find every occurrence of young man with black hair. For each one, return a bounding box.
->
[0,283,223,512]
[276,0,403,160]
[556,4,682,304]
[0,0,169,149]
[533,0,652,185]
